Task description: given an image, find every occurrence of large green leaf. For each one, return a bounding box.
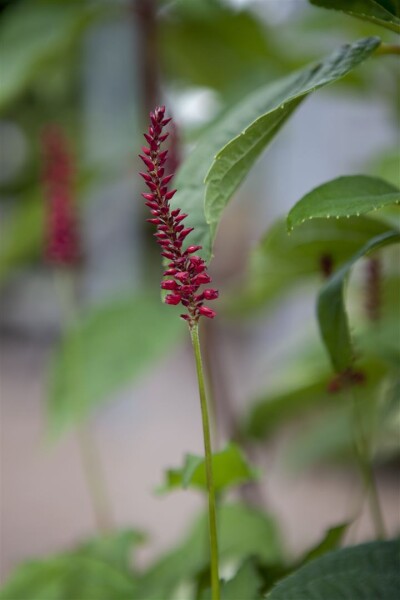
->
[226,216,389,315]
[287,176,400,231]
[317,230,400,371]
[136,503,282,599]
[158,443,258,494]
[172,36,380,263]
[0,530,143,600]
[266,539,400,599]
[310,0,400,33]
[0,2,103,111]
[48,293,184,436]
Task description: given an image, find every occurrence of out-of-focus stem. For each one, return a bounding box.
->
[190,324,220,600]
[351,390,386,539]
[53,270,114,533]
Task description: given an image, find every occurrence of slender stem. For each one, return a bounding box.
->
[375,43,400,56]
[53,269,114,533]
[189,324,220,600]
[350,389,386,539]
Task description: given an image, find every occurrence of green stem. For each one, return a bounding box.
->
[189,324,220,600]
[351,390,386,539]
[375,43,400,56]
[53,269,114,533]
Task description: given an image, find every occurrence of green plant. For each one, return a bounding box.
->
[1,0,399,598]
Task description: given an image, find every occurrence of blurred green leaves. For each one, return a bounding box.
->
[158,443,258,494]
[48,293,184,436]
[287,176,400,231]
[174,36,380,263]
[0,1,104,113]
[136,503,282,599]
[266,539,400,599]
[310,0,400,33]
[0,529,144,600]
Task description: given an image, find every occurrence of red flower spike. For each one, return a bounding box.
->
[42,125,81,266]
[138,106,218,325]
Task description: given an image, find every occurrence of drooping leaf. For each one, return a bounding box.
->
[0,530,144,600]
[226,216,390,315]
[287,176,400,231]
[266,539,400,599]
[173,37,380,263]
[158,443,258,494]
[317,230,400,372]
[200,559,263,600]
[48,293,184,436]
[136,503,282,599]
[310,0,400,33]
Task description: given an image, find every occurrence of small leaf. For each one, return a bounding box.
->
[287,176,400,231]
[310,0,400,33]
[159,443,258,494]
[0,530,143,600]
[48,293,184,436]
[173,36,380,263]
[317,230,400,372]
[266,539,400,599]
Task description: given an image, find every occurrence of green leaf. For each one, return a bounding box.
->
[287,176,400,231]
[0,2,102,111]
[310,0,400,33]
[173,36,380,263]
[317,230,400,372]
[0,530,143,600]
[200,559,263,600]
[137,503,283,599]
[226,216,390,315]
[159,443,258,494]
[266,539,400,599]
[299,523,349,566]
[48,293,184,436]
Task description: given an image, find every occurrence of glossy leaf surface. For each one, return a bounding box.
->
[266,540,400,599]
[310,0,400,33]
